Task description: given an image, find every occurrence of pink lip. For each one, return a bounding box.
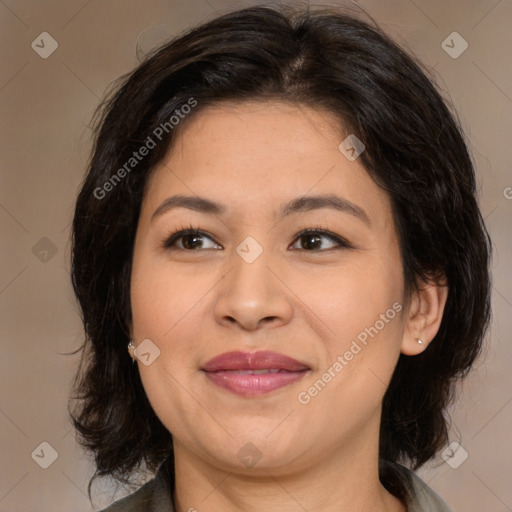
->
[201,351,310,397]
[202,350,310,372]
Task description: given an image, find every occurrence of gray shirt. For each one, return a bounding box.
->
[99,457,453,512]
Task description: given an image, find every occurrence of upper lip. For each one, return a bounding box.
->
[201,351,310,372]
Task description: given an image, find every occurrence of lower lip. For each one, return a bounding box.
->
[203,370,309,397]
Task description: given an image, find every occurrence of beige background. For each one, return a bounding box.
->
[1,0,511,510]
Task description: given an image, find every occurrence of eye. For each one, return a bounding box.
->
[290,228,352,251]
[163,227,221,250]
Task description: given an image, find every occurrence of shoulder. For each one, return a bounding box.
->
[97,480,154,512]
[383,461,454,512]
[97,457,175,512]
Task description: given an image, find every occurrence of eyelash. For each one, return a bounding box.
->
[161,223,353,252]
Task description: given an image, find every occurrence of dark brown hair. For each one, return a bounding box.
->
[68,4,492,502]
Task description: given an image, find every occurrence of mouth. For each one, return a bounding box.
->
[201,350,310,397]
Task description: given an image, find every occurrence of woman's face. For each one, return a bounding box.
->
[130,101,410,473]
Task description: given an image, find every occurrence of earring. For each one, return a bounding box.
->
[128,340,136,364]
[417,338,423,344]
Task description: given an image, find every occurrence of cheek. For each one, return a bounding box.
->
[130,249,206,341]
[130,253,211,410]
[130,254,205,432]
[299,255,403,343]
[298,252,404,402]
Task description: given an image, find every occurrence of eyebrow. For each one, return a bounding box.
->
[151,193,371,226]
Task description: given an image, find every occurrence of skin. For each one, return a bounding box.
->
[129,101,448,512]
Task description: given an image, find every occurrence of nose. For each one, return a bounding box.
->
[213,250,293,332]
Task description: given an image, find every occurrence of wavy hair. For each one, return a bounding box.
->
[68,4,492,501]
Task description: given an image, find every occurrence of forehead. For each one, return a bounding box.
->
[142,100,392,227]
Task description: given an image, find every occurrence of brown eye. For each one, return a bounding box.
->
[291,229,352,251]
[164,230,220,250]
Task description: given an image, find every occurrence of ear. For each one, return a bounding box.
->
[401,276,448,356]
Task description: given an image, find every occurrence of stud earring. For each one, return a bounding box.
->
[128,340,136,364]
[417,338,423,344]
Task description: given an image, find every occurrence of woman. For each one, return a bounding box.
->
[69,5,491,511]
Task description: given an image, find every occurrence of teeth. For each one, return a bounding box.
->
[228,369,282,375]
